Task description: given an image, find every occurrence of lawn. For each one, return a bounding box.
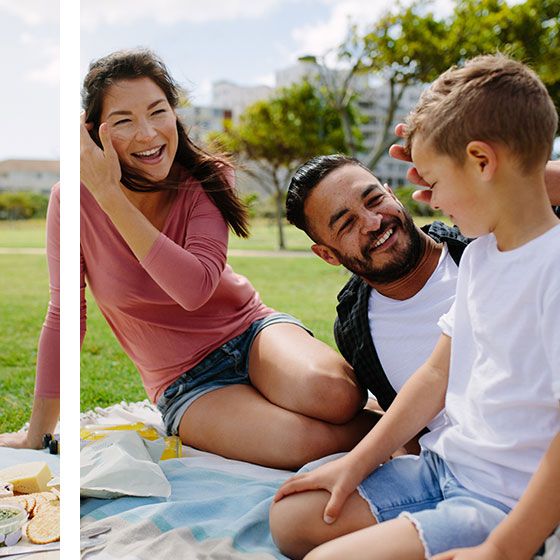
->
[1,214,448,425]
[0,219,46,248]
[80,255,351,411]
[0,254,49,432]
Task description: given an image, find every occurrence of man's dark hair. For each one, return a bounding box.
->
[286,154,371,237]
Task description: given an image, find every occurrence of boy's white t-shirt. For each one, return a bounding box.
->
[422,225,560,508]
[369,245,458,430]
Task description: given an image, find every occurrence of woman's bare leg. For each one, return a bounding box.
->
[178,384,376,469]
[248,323,367,424]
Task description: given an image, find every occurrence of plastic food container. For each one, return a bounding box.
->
[0,504,27,547]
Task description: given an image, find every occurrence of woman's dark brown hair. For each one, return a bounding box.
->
[82,48,249,237]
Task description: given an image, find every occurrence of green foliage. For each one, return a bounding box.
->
[0,192,49,220]
[320,0,560,168]
[213,80,354,169]
[211,80,359,249]
[393,185,441,218]
[241,192,259,220]
[445,0,560,109]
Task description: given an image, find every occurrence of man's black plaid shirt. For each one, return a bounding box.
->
[333,221,470,412]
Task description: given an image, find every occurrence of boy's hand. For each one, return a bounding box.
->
[273,455,364,524]
[433,543,508,560]
[388,123,433,205]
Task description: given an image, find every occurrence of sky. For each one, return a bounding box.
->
[0,0,59,160]
[4,0,551,161]
[80,0,455,105]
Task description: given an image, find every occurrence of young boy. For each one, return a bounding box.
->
[270,54,560,560]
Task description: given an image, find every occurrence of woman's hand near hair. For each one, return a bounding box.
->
[80,111,160,261]
[80,112,123,208]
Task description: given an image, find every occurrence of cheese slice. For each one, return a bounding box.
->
[0,462,53,494]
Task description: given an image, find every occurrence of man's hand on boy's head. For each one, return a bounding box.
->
[389,123,432,205]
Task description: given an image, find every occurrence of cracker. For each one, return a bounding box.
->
[26,509,60,544]
[29,492,58,516]
[34,500,60,518]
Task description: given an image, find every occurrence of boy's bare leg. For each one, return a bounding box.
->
[270,489,375,559]
[304,518,425,560]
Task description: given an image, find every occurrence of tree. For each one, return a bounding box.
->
[303,0,560,171]
[210,81,357,249]
[445,0,560,108]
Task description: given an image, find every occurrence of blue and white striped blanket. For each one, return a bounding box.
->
[80,402,292,559]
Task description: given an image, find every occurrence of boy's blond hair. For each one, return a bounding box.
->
[405,54,558,174]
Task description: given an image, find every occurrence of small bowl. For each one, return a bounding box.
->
[0,504,27,547]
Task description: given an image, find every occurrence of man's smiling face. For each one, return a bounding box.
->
[304,163,423,284]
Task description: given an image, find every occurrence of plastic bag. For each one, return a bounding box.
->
[80,431,171,499]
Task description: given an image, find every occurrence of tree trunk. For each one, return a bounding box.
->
[366,78,408,169]
[272,173,286,250]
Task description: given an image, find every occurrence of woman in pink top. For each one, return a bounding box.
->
[77,49,374,469]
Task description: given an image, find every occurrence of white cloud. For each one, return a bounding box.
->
[291,0,455,61]
[27,50,60,86]
[0,0,59,25]
[292,0,393,59]
[23,41,60,87]
[81,0,291,30]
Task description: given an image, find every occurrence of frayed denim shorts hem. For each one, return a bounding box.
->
[156,313,312,436]
[356,450,510,558]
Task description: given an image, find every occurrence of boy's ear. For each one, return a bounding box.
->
[466,141,497,181]
[311,243,341,266]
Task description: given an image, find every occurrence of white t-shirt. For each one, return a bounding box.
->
[369,246,458,430]
[422,225,560,508]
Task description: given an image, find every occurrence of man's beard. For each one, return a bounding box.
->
[330,212,423,284]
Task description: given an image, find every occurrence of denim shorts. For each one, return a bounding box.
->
[156,313,313,436]
[356,450,510,558]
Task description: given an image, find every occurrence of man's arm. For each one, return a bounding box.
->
[545,160,560,206]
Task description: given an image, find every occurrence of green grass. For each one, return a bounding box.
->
[0,219,46,248]
[229,219,312,251]
[0,216,451,423]
[80,256,351,411]
[0,255,49,432]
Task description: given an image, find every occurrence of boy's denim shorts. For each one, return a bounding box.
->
[156,313,313,436]
[356,450,510,558]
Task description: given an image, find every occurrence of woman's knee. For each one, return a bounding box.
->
[307,370,366,424]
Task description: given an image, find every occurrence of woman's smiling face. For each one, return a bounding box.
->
[100,77,178,183]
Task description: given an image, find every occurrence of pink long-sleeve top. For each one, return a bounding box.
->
[35,184,60,398]
[79,176,273,403]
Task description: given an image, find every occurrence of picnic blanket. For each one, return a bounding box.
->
[80,401,292,559]
[80,401,560,560]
